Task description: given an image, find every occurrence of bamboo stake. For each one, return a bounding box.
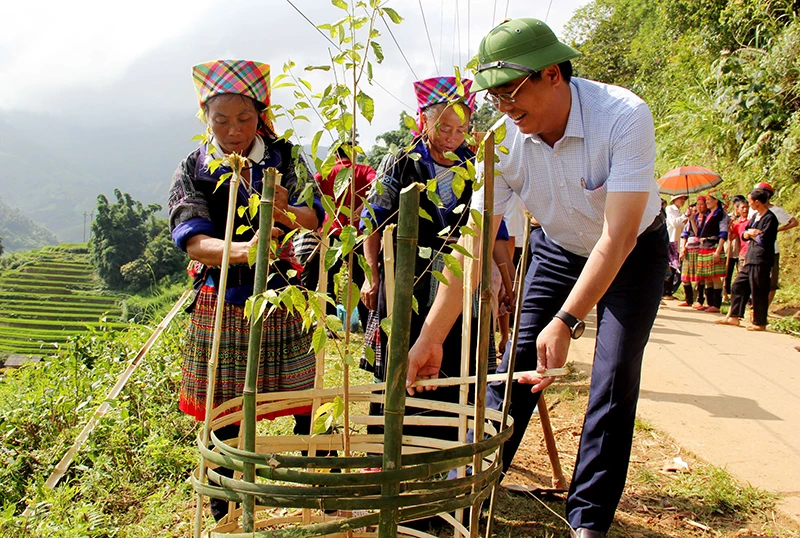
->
[241,167,280,532]
[194,156,244,538]
[305,233,329,526]
[456,230,474,535]
[471,131,495,537]
[382,225,396,318]
[21,289,191,518]
[378,184,420,537]
[485,216,531,538]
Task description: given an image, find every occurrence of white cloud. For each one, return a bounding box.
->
[0,0,590,146]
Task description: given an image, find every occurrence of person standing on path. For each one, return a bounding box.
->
[747,182,798,306]
[717,188,779,330]
[405,18,667,538]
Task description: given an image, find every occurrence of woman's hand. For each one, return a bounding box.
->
[361,275,381,311]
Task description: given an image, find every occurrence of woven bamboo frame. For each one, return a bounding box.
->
[190,133,523,537]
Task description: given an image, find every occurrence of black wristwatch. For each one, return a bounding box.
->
[554,310,585,339]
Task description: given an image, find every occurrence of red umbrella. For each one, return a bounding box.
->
[657,166,722,196]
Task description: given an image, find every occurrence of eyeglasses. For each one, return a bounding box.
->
[486,74,533,107]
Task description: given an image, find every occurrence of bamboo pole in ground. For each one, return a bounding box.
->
[21,289,191,518]
[194,156,244,538]
[485,216,532,538]
[304,233,329,526]
[455,230,475,535]
[471,131,495,537]
[241,168,280,532]
[378,184,420,537]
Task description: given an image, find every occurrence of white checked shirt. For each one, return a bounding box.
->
[472,78,661,258]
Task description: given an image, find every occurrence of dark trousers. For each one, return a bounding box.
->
[725,257,739,295]
[730,263,771,326]
[485,225,667,532]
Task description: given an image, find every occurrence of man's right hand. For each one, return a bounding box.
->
[406,338,444,395]
[360,276,380,310]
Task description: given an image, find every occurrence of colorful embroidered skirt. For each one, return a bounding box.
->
[681,246,699,283]
[697,247,726,280]
[179,285,315,421]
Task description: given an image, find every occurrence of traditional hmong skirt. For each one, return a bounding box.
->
[179,285,315,421]
[697,247,727,280]
[681,245,699,283]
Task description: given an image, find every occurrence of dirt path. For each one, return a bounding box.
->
[570,303,800,525]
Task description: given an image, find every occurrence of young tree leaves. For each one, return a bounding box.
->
[418,246,432,259]
[340,225,357,256]
[312,324,328,354]
[442,253,463,278]
[248,194,260,219]
[356,90,375,123]
[370,41,384,63]
[450,242,476,259]
[382,7,403,23]
[431,270,449,286]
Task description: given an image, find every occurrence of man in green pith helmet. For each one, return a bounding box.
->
[406,18,668,538]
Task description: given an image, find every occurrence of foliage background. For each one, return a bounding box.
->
[565,0,800,296]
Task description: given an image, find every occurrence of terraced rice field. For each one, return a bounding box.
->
[0,244,127,356]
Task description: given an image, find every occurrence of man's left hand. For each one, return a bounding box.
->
[519,318,571,392]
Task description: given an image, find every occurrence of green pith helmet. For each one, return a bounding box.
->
[473,18,581,91]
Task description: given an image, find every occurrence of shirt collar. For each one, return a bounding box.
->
[563,81,584,139]
[523,80,584,143]
[209,135,266,165]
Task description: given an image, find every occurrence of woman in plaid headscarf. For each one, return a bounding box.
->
[168,59,323,520]
[358,76,493,441]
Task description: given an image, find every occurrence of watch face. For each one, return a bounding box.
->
[572,320,586,339]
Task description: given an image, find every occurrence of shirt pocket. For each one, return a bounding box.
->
[580,180,607,218]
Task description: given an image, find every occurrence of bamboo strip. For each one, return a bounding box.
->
[194,159,243,538]
[471,131,495,537]
[20,289,191,517]
[380,184,420,536]
[456,228,475,534]
[306,233,329,526]
[485,214,532,538]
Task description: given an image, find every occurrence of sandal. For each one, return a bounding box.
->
[715,318,739,326]
[677,301,691,307]
[705,306,720,313]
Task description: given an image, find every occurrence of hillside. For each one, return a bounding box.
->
[0,244,126,357]
[566,0,800,303]
[0,197,59,252]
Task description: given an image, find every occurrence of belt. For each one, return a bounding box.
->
[642,212,666,236]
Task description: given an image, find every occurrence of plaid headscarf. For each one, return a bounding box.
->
[413,76,477,134]
[192,59,273,132]
[413,76,477,113]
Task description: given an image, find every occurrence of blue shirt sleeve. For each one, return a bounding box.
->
[172,217,215,251]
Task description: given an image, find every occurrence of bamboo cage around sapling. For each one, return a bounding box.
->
[190,133,520,538]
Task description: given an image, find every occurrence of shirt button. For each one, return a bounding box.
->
[569,209,574,214]
[559,183,565,188]
[579,232,584,237]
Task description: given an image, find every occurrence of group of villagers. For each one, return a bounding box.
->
[167,58,501,519]
[167,15,683,538]
[668,182,796,330]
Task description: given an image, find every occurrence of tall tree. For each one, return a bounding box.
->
[90,190,159,288]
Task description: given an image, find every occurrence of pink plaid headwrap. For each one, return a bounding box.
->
[413,76,477,112]
[192,59,273,132]
[412,77,476,134]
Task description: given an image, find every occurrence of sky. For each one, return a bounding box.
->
[0,0,591,149]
